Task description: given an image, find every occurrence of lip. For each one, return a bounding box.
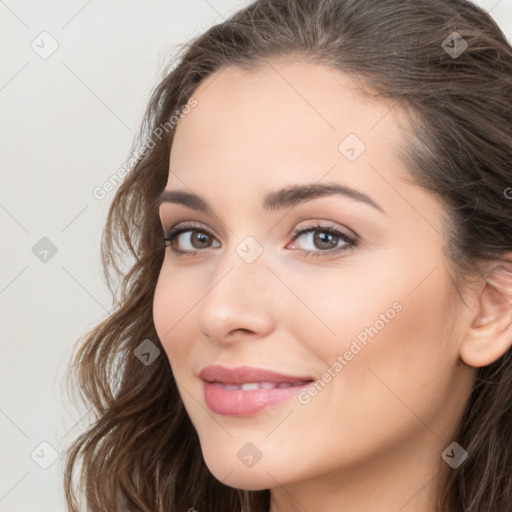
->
[198,365,314,385]
[199,365,315,417]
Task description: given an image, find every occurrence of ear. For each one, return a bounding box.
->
[460,259,512,368]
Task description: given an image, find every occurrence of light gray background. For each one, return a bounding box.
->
[1,1,511,510]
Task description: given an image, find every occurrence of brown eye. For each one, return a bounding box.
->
[188,231,213,249]
[312,231,339,250]
[287,223,357,258]
[163,225,221,255]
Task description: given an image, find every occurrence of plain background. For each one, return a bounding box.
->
[1,1,511,510]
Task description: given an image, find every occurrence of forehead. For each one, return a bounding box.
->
[168,59,412,192]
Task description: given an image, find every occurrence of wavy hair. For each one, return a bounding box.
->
[62,0,512,510]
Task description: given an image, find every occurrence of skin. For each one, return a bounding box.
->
[153,59,512,512]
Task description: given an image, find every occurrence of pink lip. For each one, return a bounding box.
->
[198,365,314,416]
[198,365,314,385]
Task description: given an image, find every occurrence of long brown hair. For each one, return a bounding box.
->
[62,1,512,510]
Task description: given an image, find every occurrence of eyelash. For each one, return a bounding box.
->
[161,221,357,259]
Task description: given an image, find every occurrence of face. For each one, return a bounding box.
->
[153,60,477,493]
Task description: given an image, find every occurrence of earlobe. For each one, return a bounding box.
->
[460,260,512,368]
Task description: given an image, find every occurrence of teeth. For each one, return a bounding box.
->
[214,381,310,390]
[223,384,241,390]
[241,383,260,391]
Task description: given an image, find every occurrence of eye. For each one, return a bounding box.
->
[287,222,357,258]
[162,221,220,256]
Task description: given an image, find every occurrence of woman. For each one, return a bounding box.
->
[62,0,512,510]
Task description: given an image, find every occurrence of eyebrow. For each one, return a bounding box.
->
[157,182,386,215]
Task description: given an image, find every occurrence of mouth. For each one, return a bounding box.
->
[212,380,312,390]
[198,365,315,416]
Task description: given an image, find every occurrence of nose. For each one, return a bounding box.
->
[195,245,276,344]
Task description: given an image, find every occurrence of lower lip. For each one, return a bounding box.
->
[203,381,312,416]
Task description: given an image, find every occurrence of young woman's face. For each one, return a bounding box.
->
[153,61,477,498]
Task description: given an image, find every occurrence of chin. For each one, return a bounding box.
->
[202,449,275,490]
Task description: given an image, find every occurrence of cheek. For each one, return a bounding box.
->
[286,252,458,418]
[322,270,457,438]
[152,266,198,365]
[287,244,453,361]
[275,254,403,366]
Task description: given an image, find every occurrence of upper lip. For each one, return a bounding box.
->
[198,365,315,385]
